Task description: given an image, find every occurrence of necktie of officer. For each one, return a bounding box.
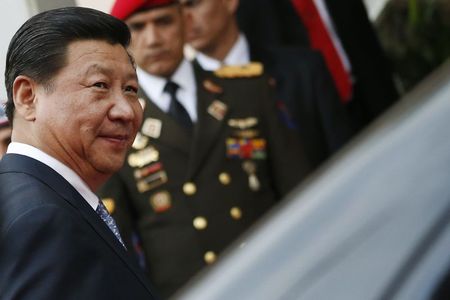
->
[164,80,193,129]
[291,0,352,103]
[96,200,126,249]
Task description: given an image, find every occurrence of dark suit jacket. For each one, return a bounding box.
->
[238,0,399,130]
[257,46,354,167]
[0,154,157,300]
[98,62,311,297]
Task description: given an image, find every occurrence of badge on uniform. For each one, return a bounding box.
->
[132,132,149,150]
[228,117,258,129]
[149,191,172,213]
[232,129,260,139]
[207,100,227,121]
[128,146,159,168]
[142,118,162,139]
[136,170,168,193]
[226,138,267,159]
[242,160,261,192]
[203,79,223,94]
[134,162,163,180]
[101,198,116,214]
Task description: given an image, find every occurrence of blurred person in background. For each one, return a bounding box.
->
[99,0,311,297]
[237,0,399,131]
[182,0,354,168]
[0,104,11,158]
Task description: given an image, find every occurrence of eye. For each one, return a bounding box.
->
[155,15,174,26]
[124,85,138,94]
[93,82,108,89]
[128,22,145,32]
[181,0,200,7]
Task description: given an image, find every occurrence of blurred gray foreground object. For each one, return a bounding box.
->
[176,60,450,300]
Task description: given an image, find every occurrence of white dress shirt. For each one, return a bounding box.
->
[195,33,251,71]
[137,59,198,122]
[6,142,99,210]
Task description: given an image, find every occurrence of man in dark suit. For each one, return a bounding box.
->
[182,0,354,168]
[0,7,157,299]
[237,0,399,131]
[98,0,311,297]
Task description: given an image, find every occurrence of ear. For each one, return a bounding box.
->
[12,75,38,122]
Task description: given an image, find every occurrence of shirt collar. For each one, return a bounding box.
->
[195,33,251,71]
[6,142,99,210]
[137,58,196,101]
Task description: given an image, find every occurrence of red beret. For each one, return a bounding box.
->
[111,0,177,20]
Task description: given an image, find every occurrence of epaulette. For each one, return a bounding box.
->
[214,62,264,78]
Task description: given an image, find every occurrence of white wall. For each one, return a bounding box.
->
[0,0,31,100]
[76,0,114,13]
[0,0,114,100]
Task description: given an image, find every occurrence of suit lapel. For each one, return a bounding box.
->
[187,64,230,178]
[138,89,191,154]
[1,154,154,295]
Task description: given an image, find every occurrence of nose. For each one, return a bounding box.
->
[142,24,162,47]
[108,93,138,123]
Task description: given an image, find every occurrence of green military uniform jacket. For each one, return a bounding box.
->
[98,62,310,298]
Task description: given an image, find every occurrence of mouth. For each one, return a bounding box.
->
[99,133,131,149]
[146,51,168,61]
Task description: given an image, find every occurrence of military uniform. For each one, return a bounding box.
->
[98,62,310,297]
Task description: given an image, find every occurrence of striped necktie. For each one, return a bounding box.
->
[96,200,126,249]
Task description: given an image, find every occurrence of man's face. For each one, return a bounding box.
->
[183,0,236,54]
[33,40,142,184]
[126,5,185,77]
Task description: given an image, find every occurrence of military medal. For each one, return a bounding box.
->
[134,162,163,180]
[228,117,258,129]
[101,198,115,214]
[149,191,172,213]
[128,146,159,168]
[233,129,260,139]
[226,138,266,160]
[203,79,223,94]
[242,160,260,191]
[207,100,227,121]
[136,170,168,193]
[142,118,162,138]
[132,132,149,150]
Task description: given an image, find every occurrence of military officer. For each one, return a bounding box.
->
[99,0,311,297]
[182,0,355,168]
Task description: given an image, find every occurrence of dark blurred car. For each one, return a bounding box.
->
[175,60,450,300]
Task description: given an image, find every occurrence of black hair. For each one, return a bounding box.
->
[4,6,131,121]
